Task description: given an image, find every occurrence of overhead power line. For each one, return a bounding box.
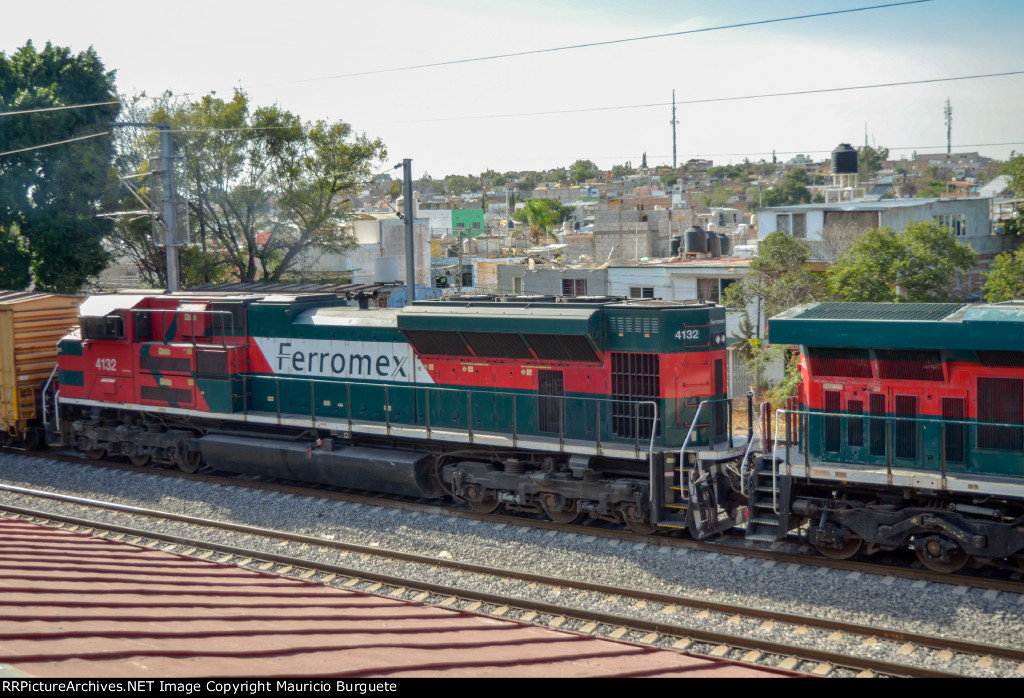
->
[252,0,934,86]
[388,70,1024,124]
[0,100,120,118]
[0,131,110,158]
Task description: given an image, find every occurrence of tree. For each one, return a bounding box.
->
[145,91,385,284]
[858,144,889,177]
[511,198,569,244]
[569,159,597,184]
[983,248,1024,302]
[999,155,1024,234]
[443,174,476,195]
[269,119,386,282]
[721,230,826,323]
[0,42,120,292]
[759,169,811,207]
[828,221,977,302]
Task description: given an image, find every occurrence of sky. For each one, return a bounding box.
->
[3,0,1023,179]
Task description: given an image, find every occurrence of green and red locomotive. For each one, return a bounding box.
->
[55,288,748,535]
[757,302,1024,571]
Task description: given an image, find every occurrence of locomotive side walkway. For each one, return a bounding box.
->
[0,518,794,678]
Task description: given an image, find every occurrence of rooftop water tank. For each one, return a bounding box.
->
[684,226,707,254]
[832,143,858,175]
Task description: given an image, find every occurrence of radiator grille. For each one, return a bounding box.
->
[611,353,660,439]
[463,332,532,360]
[525,334,599,363]
[977,377,1024,450]
[806,347,873,378]
[876,349,944,381]
[403,330,468,356]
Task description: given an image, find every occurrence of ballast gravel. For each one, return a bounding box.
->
[2,452,1023,678]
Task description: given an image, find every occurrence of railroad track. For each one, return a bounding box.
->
[6,446,1024,594]
[3,484,1023,678]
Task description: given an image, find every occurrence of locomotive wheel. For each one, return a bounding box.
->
[128,453,151,467]
[622,505,657,535]
[85,448,106,460]
[913,535,970,573]
[814,535,864,561]
[464,485,500,514]
[178,451,202,474]
[540,494,581,524]
[467,496,500,514]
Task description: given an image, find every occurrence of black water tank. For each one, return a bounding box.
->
[670,232,682,256]
[832,143,858,174]
[707,232,721,258]
[684,226,707,254]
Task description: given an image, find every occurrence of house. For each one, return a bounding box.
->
[297,214,431,292]
[755,196,1019,298]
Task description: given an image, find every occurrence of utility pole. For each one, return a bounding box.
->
[158,125,180,292]
[945,98,953,155]
[670,89,679,169]
[114,122,181,291]
[402,158,416,304]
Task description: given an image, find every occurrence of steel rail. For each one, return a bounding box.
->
[1,488,1020,677]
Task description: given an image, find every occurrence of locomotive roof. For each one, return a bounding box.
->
[768,301,1024,351]
[399,304,601,335]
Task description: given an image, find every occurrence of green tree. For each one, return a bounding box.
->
[569,159,597,184]
[0,232,31,289]
[828,221,977,302]
[511,198,569,244]
[983,247,1024,302]
[999,155,1024,234]
[858,144,889,177]
[146,91,384,283]
[0,42,120,292]
[269,119,386,282]
[760,169,811,207]
[721,230,826,322]
[443,174,476,195]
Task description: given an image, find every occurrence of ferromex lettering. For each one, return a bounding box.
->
[254,337,424,384]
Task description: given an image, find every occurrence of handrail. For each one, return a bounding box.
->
[739,401,768,497]
[41,364,59,429]
[256,372,663,453]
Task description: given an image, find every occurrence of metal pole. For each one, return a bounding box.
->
[670,89,678,169]
[159,125,180,292]
[403,159,415,304]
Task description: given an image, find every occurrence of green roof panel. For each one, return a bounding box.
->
[768,301,1024,351]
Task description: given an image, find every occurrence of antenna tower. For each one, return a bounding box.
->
[945,98,953,155]
[670,89,679,169]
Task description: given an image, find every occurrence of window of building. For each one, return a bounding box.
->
[934,213,967,236]
[562,278,587,296]
[697,278,736,303]
[629,287,654,299]
[513,276,524,294]
[775,212,806,238]
[792,213,806,239]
